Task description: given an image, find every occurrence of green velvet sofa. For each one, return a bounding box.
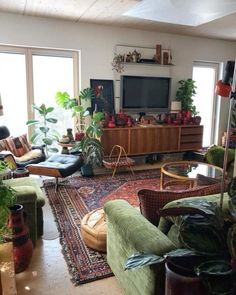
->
[104,192,230,295]
[3,177,45,246]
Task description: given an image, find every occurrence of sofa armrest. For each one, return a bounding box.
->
[104,199,175,256]
[104,200,176,295]
[14,186,37,203]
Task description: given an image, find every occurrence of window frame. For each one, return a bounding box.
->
[0,44,79,136]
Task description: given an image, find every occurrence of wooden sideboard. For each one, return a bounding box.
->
[101,125,203,156]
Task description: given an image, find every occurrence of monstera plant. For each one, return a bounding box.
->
[55,87,95,133]
[125,179,236,295]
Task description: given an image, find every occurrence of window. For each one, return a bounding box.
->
[192,62,219,147]
[0,46,79,139]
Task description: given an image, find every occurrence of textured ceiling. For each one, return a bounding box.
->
[1,0,236,41]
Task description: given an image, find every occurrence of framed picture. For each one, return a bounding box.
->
[161,49,171,65]
[90,79,114,114]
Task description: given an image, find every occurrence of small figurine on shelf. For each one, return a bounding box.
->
[132,50,141,63]
[108,116,116,128]
[127,117,133,127]
[67,128,74,142]
[126,52,133,63]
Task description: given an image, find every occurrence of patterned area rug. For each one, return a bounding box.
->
[43,169,160,285]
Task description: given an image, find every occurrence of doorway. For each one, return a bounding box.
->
[192,62,219,147]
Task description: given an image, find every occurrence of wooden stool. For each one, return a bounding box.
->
[81,208,107,252]
[102,145,135,178]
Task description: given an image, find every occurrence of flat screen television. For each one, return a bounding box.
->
[121,75,171,113]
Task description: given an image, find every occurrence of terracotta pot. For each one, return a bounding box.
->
[165,261,205,295]
[5,204,33,273]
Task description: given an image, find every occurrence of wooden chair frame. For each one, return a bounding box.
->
[103,145,135,178]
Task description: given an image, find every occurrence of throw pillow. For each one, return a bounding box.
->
[4,134,32,157]
[0,139,7,151]
[14,149,42,162]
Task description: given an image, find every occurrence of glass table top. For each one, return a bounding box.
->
[162,161,223,179]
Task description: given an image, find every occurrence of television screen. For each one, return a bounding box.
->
[121,75,171,112]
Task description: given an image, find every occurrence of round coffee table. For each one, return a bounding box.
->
[160,161,223,190]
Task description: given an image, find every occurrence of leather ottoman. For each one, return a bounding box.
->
[81,208,107,252]
[26,154,83,190]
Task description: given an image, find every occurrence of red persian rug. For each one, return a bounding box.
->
[43,169,160,285]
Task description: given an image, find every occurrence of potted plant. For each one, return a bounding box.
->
[55,87,95,137]
[176,78,198,117]
[0,160,12,180]
[75,137,104,176]
[112,54,125,73]
[26,104,59,156]
[0,176,16,243]
[125,181,236,295]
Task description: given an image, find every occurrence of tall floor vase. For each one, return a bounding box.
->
[5,204,33,273]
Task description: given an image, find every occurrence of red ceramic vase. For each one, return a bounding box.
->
[5,204,33,273]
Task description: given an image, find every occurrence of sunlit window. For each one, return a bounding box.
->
[0,46,78,142]
[33,55,74,137]
[0,52,28,136]
[193,63,218,147]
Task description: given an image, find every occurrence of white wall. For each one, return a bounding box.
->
[0,11,236,142]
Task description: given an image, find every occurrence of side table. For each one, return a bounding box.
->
[160,161,223,190]
[12,168,29,178]
[57,142,76,154]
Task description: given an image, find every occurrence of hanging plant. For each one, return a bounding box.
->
[112,54,125,73]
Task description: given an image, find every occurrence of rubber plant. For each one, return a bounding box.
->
[26,104,59,155]
[125,181,236,295]
[176,78,198,116]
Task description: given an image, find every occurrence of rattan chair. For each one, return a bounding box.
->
[102,145,135,178]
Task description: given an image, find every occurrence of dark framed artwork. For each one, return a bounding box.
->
[90,79,114,114]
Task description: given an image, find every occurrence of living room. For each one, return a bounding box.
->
[1,1,236,295]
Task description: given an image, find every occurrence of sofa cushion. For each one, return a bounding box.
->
[15,149,43,162]
[0,139,7,151]
[4,134,32,157]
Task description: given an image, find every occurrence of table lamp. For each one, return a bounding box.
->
[170,101,182,113]
[215,60,236,210]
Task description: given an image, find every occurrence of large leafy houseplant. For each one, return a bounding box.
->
[26,104,59,155]
[125,180,236,295]
[0,161,16,243]
[70,132,104,176]
[176,78,198,116]
[55,88,95,133]
[56,88,104,176]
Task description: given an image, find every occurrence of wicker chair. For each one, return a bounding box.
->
[102,145,135,177]
[138,182,224,226]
